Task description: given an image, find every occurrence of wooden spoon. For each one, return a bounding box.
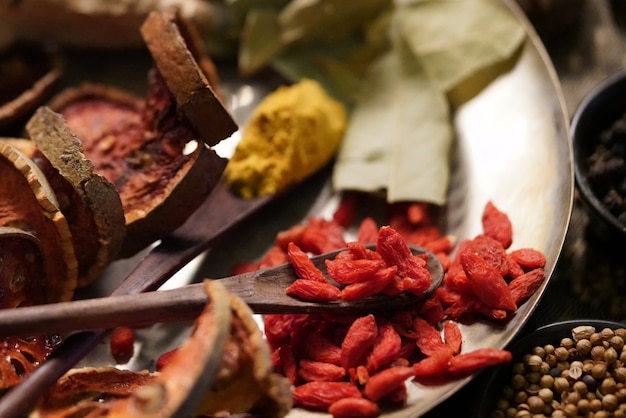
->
[0,245,443,338]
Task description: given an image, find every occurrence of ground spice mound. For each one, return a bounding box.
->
[224,78,347,199]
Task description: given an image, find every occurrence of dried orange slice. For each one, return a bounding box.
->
[24,107,126,286]
[0,142,77,304]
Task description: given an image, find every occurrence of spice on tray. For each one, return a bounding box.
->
[224,78,347,199]
[489,325,626,418]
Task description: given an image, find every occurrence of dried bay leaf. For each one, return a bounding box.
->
[332,18,452,205]
[396,0,526,105]
[238,8,283,76]
[278,0,392,45]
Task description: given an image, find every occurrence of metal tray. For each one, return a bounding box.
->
[81,0,573,416]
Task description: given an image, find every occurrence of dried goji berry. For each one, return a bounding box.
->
[340,266,397,301]
[328,397,380,418]
[508,268,545,305]
[506,253,525,279]
[304,333,342,366]
[325,258,387,285]
[275,224,306,251]
[412,347,453,377]
[346,241,382,261]
[469,234,509,277]
[155,347,178,371]
[435,286,462,306]
[357,217,379,244]
[293,381,362,410]
[258,245,288,269]
[413,317,447,357]
[508,248,547,271]
[365,323,402,374]
[446,347,512,377]
[376,226,431,295]
[460,252,516,311]
[301,217,347,254]
[286,279,341,302]
[443,264,474,294]
[424,235,454,255]
[406,202,428,225]
[279,344,299,384]
[333,193,357,228]
[443,293,508,321]
[341,314,378,370]
[419,294,445,325]
[110,326,134,364]
[287,242,327,282]
[363,366,414,402]
[481,201,513,249]
[443,320,463,355]
[405,225,440,247]
[298,359,347,382]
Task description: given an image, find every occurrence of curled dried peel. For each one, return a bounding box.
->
[31,280,233,418]
[196,293,293,417]
[0,142,77,304]
[24,107,126,286]
[140,10,237,146]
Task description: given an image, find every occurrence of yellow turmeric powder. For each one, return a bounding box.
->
[224,79,347,199]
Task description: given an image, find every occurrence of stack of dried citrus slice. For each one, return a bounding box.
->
[0,11,272,416]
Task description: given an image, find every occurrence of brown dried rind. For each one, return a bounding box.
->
[0,334,58,390]
[0,142,77,304]
[140,10,237,146]
[24,107,126,286]
[196,291,294,417]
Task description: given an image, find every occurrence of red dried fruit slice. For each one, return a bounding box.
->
[0,334,59,390]
[0,142,77,304]
[48,79,227,258]
[24,106,126,286]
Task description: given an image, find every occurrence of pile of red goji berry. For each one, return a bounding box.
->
[231,194,548,418]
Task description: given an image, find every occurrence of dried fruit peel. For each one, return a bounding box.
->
[140,10,237,146]
[30,281,292,417]
[0,142,77,304]
[224,78,346,199]
[196,292,293,417]
[26,107,126,286]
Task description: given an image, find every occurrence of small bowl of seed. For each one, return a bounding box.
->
[474,319,626,418]
[571,70,626,241]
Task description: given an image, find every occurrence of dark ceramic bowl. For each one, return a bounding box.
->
[473,319,626,417]
[571,70,626,240]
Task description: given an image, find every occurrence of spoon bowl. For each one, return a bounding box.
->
[0,244,443,338]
